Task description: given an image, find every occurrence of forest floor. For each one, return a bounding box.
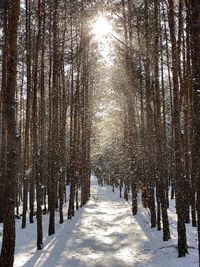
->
[0,176,198,267]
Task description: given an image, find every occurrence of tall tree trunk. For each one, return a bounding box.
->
[0,0,9,224]
[0,1,20,266]
[154,0,170,241]
[49,0,59,235]
[191,0,200,261]
[144,0,156,228]
[22,0,32,230]
[168,0,188,257]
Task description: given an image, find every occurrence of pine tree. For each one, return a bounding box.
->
[0,1,20,266]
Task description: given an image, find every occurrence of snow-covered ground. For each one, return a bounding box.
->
[0,176,198,266]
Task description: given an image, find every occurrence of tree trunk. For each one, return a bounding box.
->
[168,0,188,257]
[0,1,20,266]
[191,0,200,261]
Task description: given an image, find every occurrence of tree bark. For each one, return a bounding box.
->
[0,1,20,266]
[191,0,200,261]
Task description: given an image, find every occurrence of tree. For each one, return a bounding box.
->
[191,0,200,261]
[168,0,188,256]
[0,0,21,266]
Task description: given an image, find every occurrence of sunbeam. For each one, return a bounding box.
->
[92,16,112,38]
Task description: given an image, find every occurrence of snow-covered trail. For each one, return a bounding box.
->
[23,183,149,267]
[11,177,198,267]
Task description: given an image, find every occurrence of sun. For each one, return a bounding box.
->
[92,16,112,38]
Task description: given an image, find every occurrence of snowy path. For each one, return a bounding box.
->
[1,177,198,266]
[24,184,151,267]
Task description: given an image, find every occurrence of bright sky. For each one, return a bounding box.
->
[91,15,114,64]
[92,16,113,38]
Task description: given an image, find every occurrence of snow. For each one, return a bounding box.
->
[0,176,198,266]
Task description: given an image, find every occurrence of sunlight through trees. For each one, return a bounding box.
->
[0,0,200,266]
